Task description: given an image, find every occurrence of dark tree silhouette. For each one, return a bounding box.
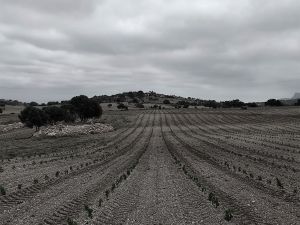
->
[70,95,102,121]
[19,106,48,131]
[163,99,171,104]
[265,99,283,106]
[29,102,39,106]
[43,106,65,124]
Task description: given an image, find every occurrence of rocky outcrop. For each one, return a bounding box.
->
[33,123,114,137]
[0,122,23,132]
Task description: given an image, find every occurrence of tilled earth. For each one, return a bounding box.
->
[0,108,299,225]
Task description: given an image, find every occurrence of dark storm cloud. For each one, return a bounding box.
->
[0,0,299,102]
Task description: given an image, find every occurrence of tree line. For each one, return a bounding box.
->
[19,95,102,131]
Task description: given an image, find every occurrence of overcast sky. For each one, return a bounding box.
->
[0,0,299,102]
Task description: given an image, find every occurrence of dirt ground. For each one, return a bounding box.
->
[0,107,299,225]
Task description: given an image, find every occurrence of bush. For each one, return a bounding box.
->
[67,218,78,225]
[117,103,128,110]
[70,95,102,121]
[265,99,282,106]
[29,101,39,106]
[47,101,59,106]
[19,106,48,131]
[222,99,245,108]
[0,185,6,195]
[276,177,284,189]
[43,106,65,124]
[61,104,76,123]
[98,198,103,207]
[224,209,233,221]
[163,99,170,104]
[135,103,144,108]
[247,102,258,107]
[84,205,93,218]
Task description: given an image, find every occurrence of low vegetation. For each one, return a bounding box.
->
[18,95,102,130]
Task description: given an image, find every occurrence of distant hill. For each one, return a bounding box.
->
[292,93,300,99]
[279,92,300,106]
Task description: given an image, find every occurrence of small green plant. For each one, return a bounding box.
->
[111,183,116,192]
[98,198,103,207]
[17,184,22,190]
[0,185,6,195]
[105,189,110,198]
[33,178,39,184]
[67,218,78,225]
[55,171,60,177]
[224,209,233,221]
[208,192,214,201]
[208,192,219,208]
[84,205,93,219]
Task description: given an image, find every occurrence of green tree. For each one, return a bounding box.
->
[43,106,65,124]
[265,99,282,106]
[137,90,145,98]
[19,106,48,131]
[61,104,76,123]
[29,101,39,106]
[70,95,102,121]
[117,103,128,110]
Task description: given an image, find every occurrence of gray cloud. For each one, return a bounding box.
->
[0,0,299,102]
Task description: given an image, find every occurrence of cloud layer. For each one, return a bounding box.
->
[0,0,299,102]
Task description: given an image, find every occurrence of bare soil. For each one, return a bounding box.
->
[0,107,299,225]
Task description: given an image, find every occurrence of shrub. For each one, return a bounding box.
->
[29,101,39,106]
[67,218,78,225]
[111,183,116,192]
[265,99,283,107]
[98,198,103,207]
[43,106,65,124]
[19,106,48,131]
[276,177,284,189]
[33,178,39,184]
[117,103,128,110]
[60,104,76,123]
[47,101,59,106]
[0,185,6,195]
[17,184,22,190]
[224,209,233,221]
[135,103,144,108]
[163,99,170,104]
[70,95,102,121]
[84,205,93,218]
[208,192,214,201]
[105,189,110,198]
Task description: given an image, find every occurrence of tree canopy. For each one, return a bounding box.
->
[70,95,102,121]
[19,106,48,130]
[265,99,283,106]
